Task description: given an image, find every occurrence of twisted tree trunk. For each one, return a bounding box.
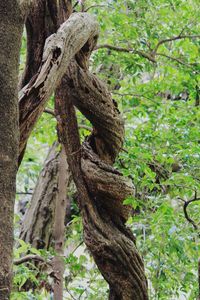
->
[18,1,148,298]
[55,66,148,300]
[18,11,99,165]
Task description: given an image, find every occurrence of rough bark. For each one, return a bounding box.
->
[20,0,73,90]
[17,1,148,298]
[52,146,70,300]
[18,12,99,165]
[20,143,60,249]
[55,73,148,299]
[20,0,47,89]
[0,2,24,299]
[20,143,71,250]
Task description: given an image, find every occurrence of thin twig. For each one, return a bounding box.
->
[85,5,108,12]
[183,197,200,232]
[178,193,200,235]
[71,241,84,255]
[154,34,200,53]
[113,91,159,104]
[79,124,92,132]
[65,287,77,300]
[156,52,199,71]
[16,192,33,195]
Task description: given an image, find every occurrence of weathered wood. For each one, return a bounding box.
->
[18,1,148,297]
[62,59,124,162]
[20,0,73,90]
[20,0,46,89]
[56,72,148,299]
[20,143,60,249]
[18,12,99,165]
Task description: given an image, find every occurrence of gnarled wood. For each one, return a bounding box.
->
[56,71,148,299]
[62,59,124,162]
[18,1,148,297]
[18,12,99,165]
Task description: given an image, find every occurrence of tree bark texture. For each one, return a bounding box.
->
[20,143,71,251]
[56,75,148,299]
[20,143,60,249]
[18,1,149,298]
[18,11,99,165]
[52,146,70,300]
[0,2,24,299]
[20,0,72,90]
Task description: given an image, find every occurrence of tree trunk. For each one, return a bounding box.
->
[18,0,72,164]
[17,1,148,298]
[20,143,60,249]
[20,143,71,251]
[52,146,70,300]
[0,2,24,298]
[55,72,149,299]
[18,11,98,165]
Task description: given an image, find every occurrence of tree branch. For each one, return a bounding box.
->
[14,254,46,265]
[94,44,156,63]
[154,34,200,53]
[44,108,55,116]
[156,52,199,71]
[179,193,200,235]
[85,5,108,12]
[183,199,200,233]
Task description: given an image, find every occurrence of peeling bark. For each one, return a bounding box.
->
[20,0,73,90]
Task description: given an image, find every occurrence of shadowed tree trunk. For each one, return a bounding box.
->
[0,2,24,298]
